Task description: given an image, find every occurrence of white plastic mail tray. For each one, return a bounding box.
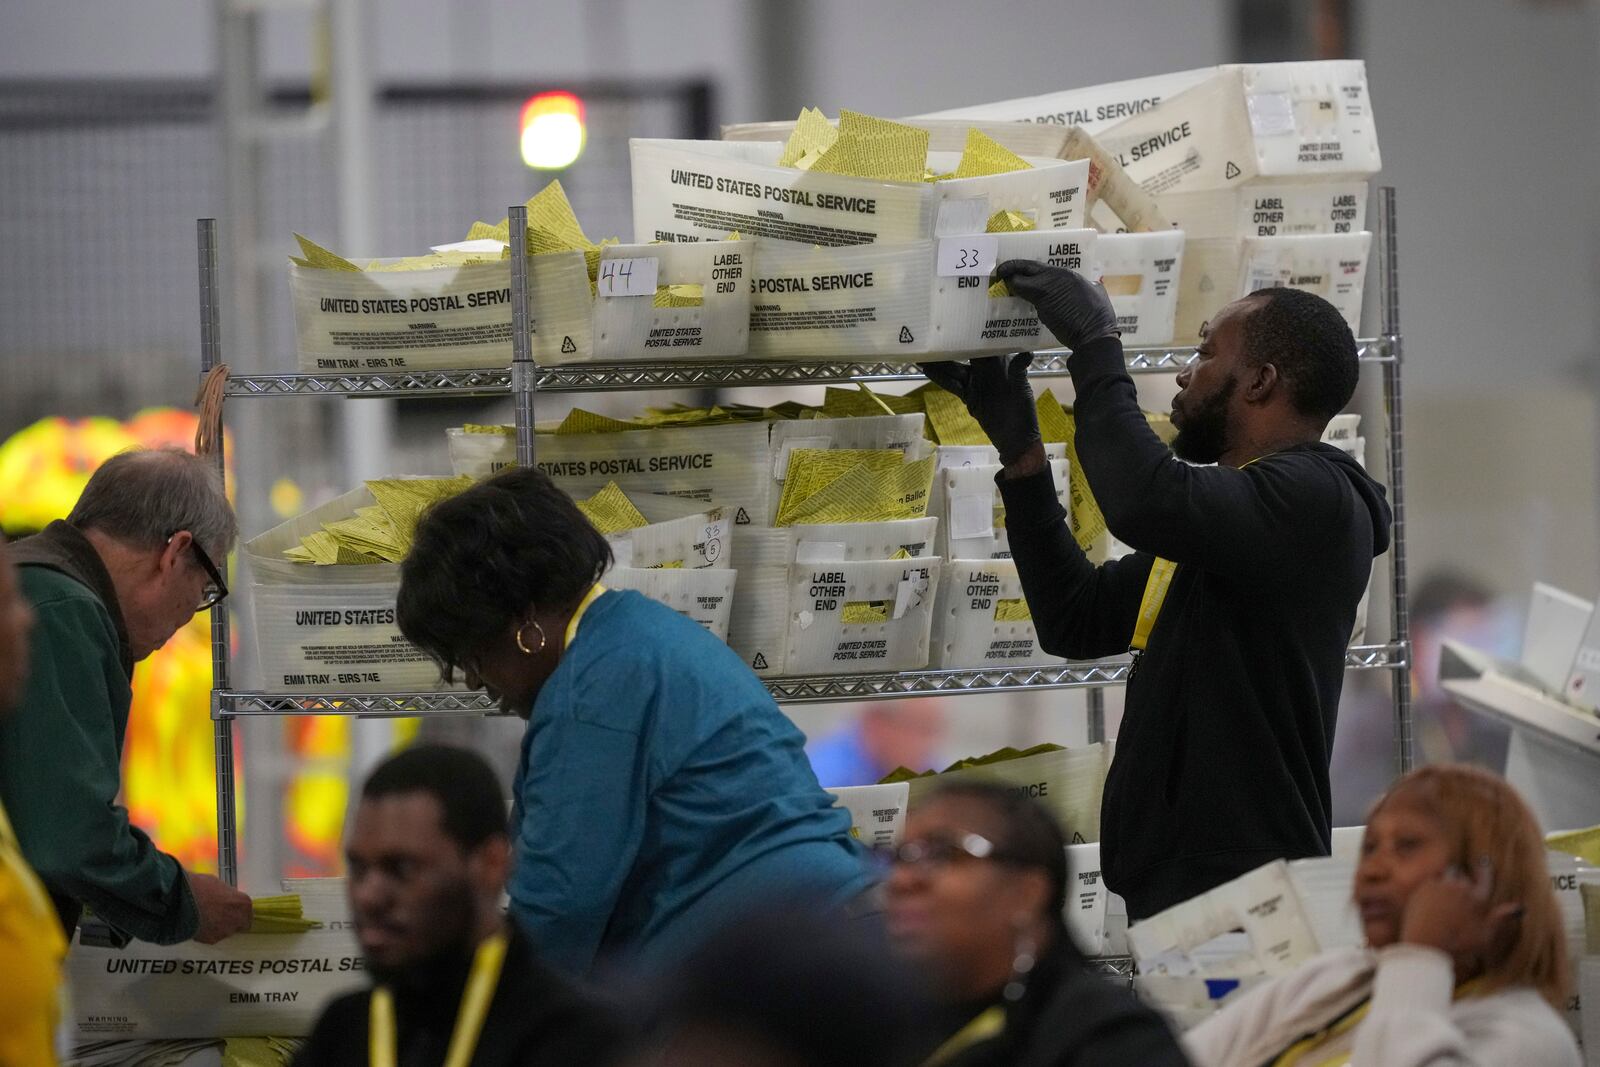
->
[1237,231,1372,331]
[745,240,934,360]
[290,258,521,373]
[933,457,1069,561]
[542,240,750,363]
[446,421,773,527]
[1097,61,1380,194]
[930,558,1064,670]
[766,414,929,524]
[631,137,1088,246]
[827,782,911,849]
[290,239,747,371]
[244,484,456,694]
[1521,582,1594,697]
[1160,180,1368,241]
[927,229,1097,359]
[1092,230,1185,346]
[604,500,733,571]
[725,547,790,677]
[1173,230,1370,342]
[606,567,737,641]
[786,517,940,564]
[782,557,942,676]
[67,915,363,1040]
[924,61,1380,192]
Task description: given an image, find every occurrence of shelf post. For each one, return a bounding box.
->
[198,218,240,886]
[1377,186,1413,776]
[508,205,537,469]
[1086,687,1107,744]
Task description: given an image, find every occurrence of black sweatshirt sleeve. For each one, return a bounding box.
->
[996,463,1152,660]
[1067,336,1354,582]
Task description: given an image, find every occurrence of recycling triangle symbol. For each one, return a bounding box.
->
[752,653,769,670]
[1198,274,1215,293]
[1071,831,1087,844]
[734,506,752,525]
[560,335,577,354]
[898,326,915,344]
[1224,161,1242,180]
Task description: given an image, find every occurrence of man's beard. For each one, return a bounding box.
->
[1171,375,1237,464]
[364,877,480,993]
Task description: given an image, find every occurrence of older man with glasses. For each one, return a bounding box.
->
[0,447,252,948]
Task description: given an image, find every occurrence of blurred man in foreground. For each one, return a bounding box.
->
[295,744,625,1067]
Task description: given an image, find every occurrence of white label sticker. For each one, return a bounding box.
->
[893,569,932,620]
[795,540,848,564]
[950,494,996,541]
[698,517,728,567]
[774,436,833,480]
[596,257,660,298]
[935,196,992,237]
[1247,92,1297,138]
[937,235,1000,278]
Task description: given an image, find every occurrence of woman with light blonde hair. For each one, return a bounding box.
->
[1185,763,1578,1066]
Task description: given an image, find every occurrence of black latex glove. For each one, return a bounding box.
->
[995,259,1120,351]
[918,353,1040,466]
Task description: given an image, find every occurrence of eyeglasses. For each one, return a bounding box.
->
[888,832,1007,872]
[170,533,228,611]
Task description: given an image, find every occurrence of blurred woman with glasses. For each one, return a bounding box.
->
[886,782,1188,1067]
[1185,764,1577,1067]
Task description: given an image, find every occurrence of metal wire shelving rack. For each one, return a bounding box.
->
[200,190,1413,974]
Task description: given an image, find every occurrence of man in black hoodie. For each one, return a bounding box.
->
[922,262,1393,920]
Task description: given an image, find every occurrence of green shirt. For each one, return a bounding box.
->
[0,525,198,945]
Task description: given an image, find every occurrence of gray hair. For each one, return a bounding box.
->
[68,448,237,558]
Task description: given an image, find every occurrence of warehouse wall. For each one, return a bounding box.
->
[1359,0,1600,600]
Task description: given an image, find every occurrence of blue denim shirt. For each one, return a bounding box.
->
[509,589,873,977]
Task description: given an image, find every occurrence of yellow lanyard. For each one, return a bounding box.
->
[1128,454,1274,652]
[920,1005,1007,1067]
[1272,978,1487,1067]
[1131,557,1177,651]
[369,930,509,1067]
[564,582,606,650]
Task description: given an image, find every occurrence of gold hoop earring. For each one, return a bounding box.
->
[515,620,547,656]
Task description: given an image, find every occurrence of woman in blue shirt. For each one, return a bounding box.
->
[397,467,873,978]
